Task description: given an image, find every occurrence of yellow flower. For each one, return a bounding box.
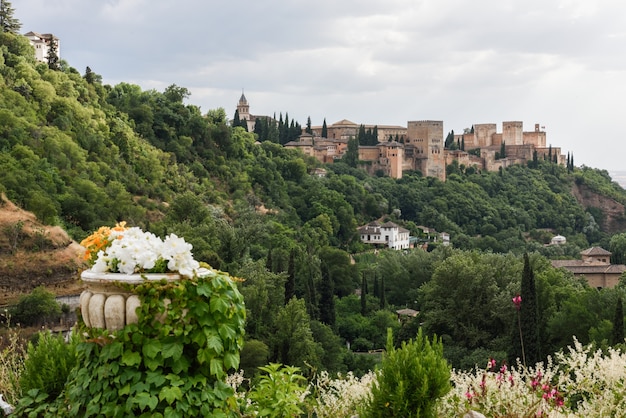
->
[80,222,129,264]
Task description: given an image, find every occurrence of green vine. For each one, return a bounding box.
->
[17,270,246,417]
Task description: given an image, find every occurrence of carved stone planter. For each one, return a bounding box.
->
[80,271,180,331]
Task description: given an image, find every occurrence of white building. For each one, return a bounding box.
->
[357,221,411,250]
[24,31,60,63]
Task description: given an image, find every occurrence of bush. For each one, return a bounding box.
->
[245,363,307,417]
[10,287,60,326]
[362,328,451,418]
[19,330,80,400]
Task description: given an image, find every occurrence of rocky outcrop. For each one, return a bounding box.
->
[571,184,626,234]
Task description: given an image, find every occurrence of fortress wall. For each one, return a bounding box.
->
[359,147,379,161]
[523,131,546,147]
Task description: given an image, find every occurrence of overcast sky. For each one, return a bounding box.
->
[17,0,626,172]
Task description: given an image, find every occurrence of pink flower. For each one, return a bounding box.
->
[512,295,522,310]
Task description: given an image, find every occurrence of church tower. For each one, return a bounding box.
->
[236,91,255,131]
[237,91,250,121]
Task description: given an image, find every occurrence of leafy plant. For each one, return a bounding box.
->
[19,330,80,400]
[245,363,307,417]
[362,328,451,418]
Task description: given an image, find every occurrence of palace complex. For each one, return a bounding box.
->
[236,94,567,182]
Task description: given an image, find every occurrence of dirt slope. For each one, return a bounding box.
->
[0,194,86,305]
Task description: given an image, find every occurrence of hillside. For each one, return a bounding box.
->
[3,28,626,302]
[0,194,85,305]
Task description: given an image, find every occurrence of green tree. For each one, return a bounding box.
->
[321,118,327,138]
[46,37,60,70]
[305,116,312,134]
[343,137,359,168]
[10,286,61,326]
[318,262,336,327]
[0,0,20,34]
[514,253,541,366]
[610,233,626,264]
[274,297,321,371]
[285,249,296,305]
[612,295,624,345]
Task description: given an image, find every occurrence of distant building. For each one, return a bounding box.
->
[357,221,410,250]
[550,235,566,245]
[24,31,60,63]
[551,247,626,289]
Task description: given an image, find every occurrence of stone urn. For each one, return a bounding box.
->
[79,270,180,331]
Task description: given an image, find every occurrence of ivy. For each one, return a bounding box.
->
[16,270,246,417]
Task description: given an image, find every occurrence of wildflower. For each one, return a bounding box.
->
[512,294,522,310]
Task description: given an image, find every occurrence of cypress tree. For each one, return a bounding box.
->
[306,116,312,134]
[47,37,60,70]
[373,272,379,298]
[284,249,296,305]
[321,118,328,138]
[515,253,540,366]
[266,247,273,273]
[360,273,367,316]
[357,124,366,145]
[612,295,624,346]
[233,110,241,128]
[373,126,379,144]
[319,263,335,327]
[379,276,387,309]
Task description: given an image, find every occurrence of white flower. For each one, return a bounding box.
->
[86,227,210,278]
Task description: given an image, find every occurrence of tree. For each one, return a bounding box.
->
[0,0,21,34]
[343,137,359,168]
[47,37,60,70]
[274,298,321,371]
[10,286,61,326]
[321,118,328,138]
[305,116,312,134]
[612,295,624,346]
[610,233,626,265]
[318,262,336,327]
[361,273,367,316]
[285,249,296,305]
[514,253,540,366]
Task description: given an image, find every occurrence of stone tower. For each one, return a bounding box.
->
[407,121,445,181]
[237,92,250,121]
[502,121,523,145]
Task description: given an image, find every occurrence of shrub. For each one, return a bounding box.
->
[245,363,307,417]
[19,330,80,400]
[361,328,451,418]
[10,287,60,326]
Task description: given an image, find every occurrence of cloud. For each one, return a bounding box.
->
[15,0,626,170]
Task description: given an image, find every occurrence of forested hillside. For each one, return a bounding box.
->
[4,28,626,372]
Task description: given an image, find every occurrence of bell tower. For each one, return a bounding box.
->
[237,90,250,122]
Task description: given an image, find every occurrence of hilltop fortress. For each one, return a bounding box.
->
[236,95,566,181]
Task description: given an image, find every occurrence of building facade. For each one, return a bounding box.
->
[24,31,60,63]
[357,221,411,250]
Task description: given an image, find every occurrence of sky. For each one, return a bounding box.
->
[16,0,626,172]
